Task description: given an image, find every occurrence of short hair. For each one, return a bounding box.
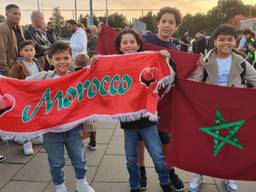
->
[115,28,143,54]
[47,21,54,26]
[48,42,72,58]
[75,54,89,67]
[66,19,78,26]
[213,24,237,40]
[5,4,19,12]
[243,29,252,35]
[31,11,44,21]
[156,7,182,26]
[18,40,35,52]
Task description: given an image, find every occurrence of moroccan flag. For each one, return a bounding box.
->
[0,52,173,139]
[168,78,256,181]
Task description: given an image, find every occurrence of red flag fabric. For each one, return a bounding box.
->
[96,25,199,79]
[0,52,173,140]
[168,78,256,181]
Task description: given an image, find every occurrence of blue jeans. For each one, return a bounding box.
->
[124,125,169,190]
[43,125,86,185]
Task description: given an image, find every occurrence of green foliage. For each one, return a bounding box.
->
[139,11,157,33]
[179,0,256,37]
[79,14,99,27]
[99,13,128,29]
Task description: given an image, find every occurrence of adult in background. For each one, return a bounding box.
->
[46,21,57,44]
[24,11,52,70]
[193,31,207,54]
[66,19,88,60]
[86,25,98,58]
[180,32,190,52]
[0,4,24,76]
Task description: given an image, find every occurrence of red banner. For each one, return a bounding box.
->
[0,52,173,139]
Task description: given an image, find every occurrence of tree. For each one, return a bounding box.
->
[49,7,70,38]
[99,13,128,29]
[79,14,98,27]
[139,11,157,33]
[0,15,5,23]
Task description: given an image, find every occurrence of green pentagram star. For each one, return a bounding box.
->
[199,110,245,157]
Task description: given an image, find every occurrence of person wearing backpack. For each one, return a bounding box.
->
[187,24,256,192]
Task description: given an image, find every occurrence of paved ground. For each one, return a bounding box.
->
[0,121,255,192]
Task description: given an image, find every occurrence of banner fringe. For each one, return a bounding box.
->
[0,110,158,141]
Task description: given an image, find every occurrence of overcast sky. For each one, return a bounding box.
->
[0,0,253,24]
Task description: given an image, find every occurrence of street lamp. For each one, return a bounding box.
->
[106,0,109,26]
[37,0,40,12]
[88,0,93,26]
[74,0,77,21]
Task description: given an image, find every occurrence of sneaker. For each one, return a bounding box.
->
[140,166,148,190]
[161,183,173,192]
[0,154,6,162]
[224,180,239,192]
[188,174,203,192]
[87,140,97,150]
[23,141,33,155]
[130,190,140,192]
[169,169,184,191]
[76,178,95,192]
[55,183,67,192]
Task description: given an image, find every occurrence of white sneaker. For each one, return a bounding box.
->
[56,183,67,192]
[224,180,239,192]
[31,136,43,144]
[76,178,95,192]
[23,141,33,155]
[188,174,203,192]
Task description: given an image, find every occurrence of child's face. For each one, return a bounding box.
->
[50,50,72,75]
[157,13,177,40]
[214,35,236,57]
[19,44,35,61]
[119,33,140,54]
[248,44,254,51]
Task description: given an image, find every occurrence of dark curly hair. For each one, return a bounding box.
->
[115,28,143,54]
[156,7,182,26]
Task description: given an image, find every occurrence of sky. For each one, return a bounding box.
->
[0,0,254,25]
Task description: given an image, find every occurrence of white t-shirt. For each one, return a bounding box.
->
[217,55,232,86]
[70,27,88,59]
[23,60,40,76]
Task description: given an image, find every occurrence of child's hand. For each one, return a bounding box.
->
[196,53,204,66]
[88,56,97,66]
[159,50,170,59]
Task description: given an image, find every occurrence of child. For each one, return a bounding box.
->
[74,54,97,150]
[246,41,256,68]
[9,40,44,155]
[115,28,173,192]
[142,7,185,191]
[188,24,256,192]
[26,42,95,192]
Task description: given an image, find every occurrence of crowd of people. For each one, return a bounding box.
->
[1,3,256,192]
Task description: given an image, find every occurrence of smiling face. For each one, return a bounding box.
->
[50,50,72,76]
[157,13,177,41]
[119,33,140,54]
[214,34,236,58]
